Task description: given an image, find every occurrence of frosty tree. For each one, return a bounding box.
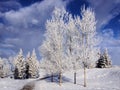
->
[75,6,99,87]
[0,58,11,78]
[8,56,14,75]
[40,6,100,86]
[25,52,31,79]
[103,48,112,67]
[14,49,26,79]
[0,58,4,78]
[13,49,39,79]
[65,14,81,84]
[40,7,70,86]
[26,49,39,78]
[40,40,58,82]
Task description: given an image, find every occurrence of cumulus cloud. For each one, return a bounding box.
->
[4,0,70,29]
[0,0,70,58]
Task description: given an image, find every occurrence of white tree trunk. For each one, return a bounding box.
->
[84,66,87,87]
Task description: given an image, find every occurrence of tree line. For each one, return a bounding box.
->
[0,49,39,79]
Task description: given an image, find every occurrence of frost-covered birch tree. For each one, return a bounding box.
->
[76,7,99,67]
[65,14,81,84]
[40,40,58,82]
[40,7,70,85]
[75,6,99,87]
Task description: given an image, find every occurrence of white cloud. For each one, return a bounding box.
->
[0,43,15,48]
[87,0,120,30]
[0,0,70,58]
[32,19,39,25]
[4,0,69,29]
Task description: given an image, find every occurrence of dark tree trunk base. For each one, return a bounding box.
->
[74,72,76,84]
[51,74,54,82]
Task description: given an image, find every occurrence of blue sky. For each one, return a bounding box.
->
[0,0,120,65]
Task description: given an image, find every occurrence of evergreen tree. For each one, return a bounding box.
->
[25,52,31,79]
[103,48,112,67]
[96,53,105,68]
[14,49,26,79]
[27,49,39,78]
[96,48,112,68]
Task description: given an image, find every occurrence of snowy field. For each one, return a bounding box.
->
[0,66,120,90]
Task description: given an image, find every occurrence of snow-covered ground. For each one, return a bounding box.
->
[35,66,120,90]
[0,66,120,90]
[0,78,35,90]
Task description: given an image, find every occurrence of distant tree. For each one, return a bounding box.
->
[14,49,26,79]
[96,48,112,68]
[3,58,12,77]
[25,52,31,79]
[0,58,11,78]
[7,56,15,76]
[0,58,4,78]
[103,48,112,67]
[26,49,39,78]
